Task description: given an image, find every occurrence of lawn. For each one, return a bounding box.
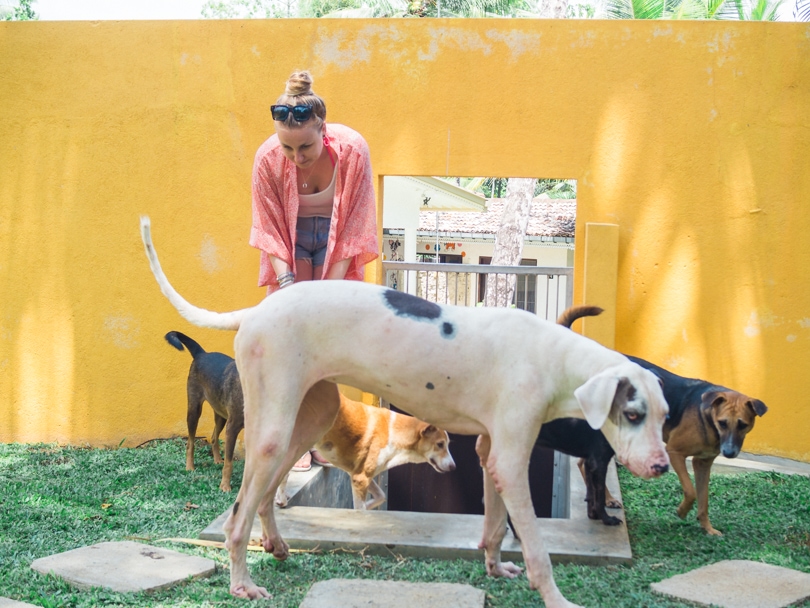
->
[1,439,808,607]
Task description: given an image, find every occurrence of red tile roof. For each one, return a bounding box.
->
[417,198,576,238]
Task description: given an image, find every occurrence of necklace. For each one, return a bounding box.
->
[300,160,317,190]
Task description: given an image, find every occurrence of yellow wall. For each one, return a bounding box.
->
[1,19,808,460]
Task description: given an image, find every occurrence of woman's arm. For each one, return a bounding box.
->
[326,133,378,280]
[324,258,350,280]
[250,145,296,289]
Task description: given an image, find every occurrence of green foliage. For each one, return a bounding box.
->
[437,176,575,199]
[731,0,784,19]
[566,1,598,17]
[535,178,576,198]
[404,0,521,17]
[201,0,539,18]
[301,0,364,17]
[202,0,298,18]
[604,0,783,19]
[1,0,37,21]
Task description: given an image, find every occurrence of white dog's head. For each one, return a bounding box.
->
[574,361,670,479]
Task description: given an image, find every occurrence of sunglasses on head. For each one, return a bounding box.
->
[270,104,313,122]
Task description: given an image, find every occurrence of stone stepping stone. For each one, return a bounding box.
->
[30,540,216,593]
[651,560,810,608]
[0,599,39,607]
[300,579,485,608]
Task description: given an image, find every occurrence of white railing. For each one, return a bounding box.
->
[382,261,574,323]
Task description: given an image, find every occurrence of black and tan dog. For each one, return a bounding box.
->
[540,306,768,535]
[165,331,244,492]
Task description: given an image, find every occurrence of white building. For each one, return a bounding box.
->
[382,176,575,268]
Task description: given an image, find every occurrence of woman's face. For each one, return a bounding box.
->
[275,123,323,169]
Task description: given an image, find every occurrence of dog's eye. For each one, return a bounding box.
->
[624,411,644,424]
[737,421,749,431]
[718,420,729,429]
[437,442,445,449]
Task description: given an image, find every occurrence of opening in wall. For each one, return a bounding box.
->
[380,175,577,518]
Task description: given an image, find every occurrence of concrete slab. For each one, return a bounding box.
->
[202,503,631,565]
[0,599,39,607]
[275,465,354,509]
[694,452,810,477]
[202,454,631,565]
[299,579,485,608]
[650,560,810,608]
[30,541,216,593]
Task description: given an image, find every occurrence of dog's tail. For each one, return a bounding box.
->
[165,331,206,359]
[556,305,604,328]
[140,216,247,331]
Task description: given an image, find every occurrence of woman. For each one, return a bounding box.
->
[250,71,379,470]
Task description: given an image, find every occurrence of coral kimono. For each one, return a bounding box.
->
[250,123,379,293]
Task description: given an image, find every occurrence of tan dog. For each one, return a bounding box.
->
[660,376,767,535]
[275,394,456,509]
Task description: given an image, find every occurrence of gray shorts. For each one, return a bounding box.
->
[295,216,331,267]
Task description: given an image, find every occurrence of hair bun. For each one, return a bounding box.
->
[285,71,313,97]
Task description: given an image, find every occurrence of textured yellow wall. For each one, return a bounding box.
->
[1,19,807,460]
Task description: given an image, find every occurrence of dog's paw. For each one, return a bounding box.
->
[274,489,288,508]
[486,559,523,579]
[703,524,723,536]
[220,482,232,493]
[262,535,289,560]
[601,514,623,526]
[605,498,623,509]
[230,583,270,599]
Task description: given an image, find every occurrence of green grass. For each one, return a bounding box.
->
[0,439,808,607]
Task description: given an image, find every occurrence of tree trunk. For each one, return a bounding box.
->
[535,0,570,18]
[483,177,535,308]
[550,0,570,18]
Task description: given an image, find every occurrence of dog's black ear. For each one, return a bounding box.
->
[748,399,768,417]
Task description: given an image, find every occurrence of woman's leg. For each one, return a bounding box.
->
[295,260,314,282]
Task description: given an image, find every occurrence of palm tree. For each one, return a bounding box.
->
[603,0,782,19]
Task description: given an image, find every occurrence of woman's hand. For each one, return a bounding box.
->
[325,258,350,280]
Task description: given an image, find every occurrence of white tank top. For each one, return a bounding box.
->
[298,163,337,218]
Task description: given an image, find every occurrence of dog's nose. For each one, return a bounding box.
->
[651,462,669,476]
[723,447,739,458]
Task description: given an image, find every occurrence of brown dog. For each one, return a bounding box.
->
[657,365,768,535]
[276,393,457,509]
[555,307,768,535]
[165,331,244,492]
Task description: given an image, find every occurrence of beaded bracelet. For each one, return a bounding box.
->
[277,271,295,289]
